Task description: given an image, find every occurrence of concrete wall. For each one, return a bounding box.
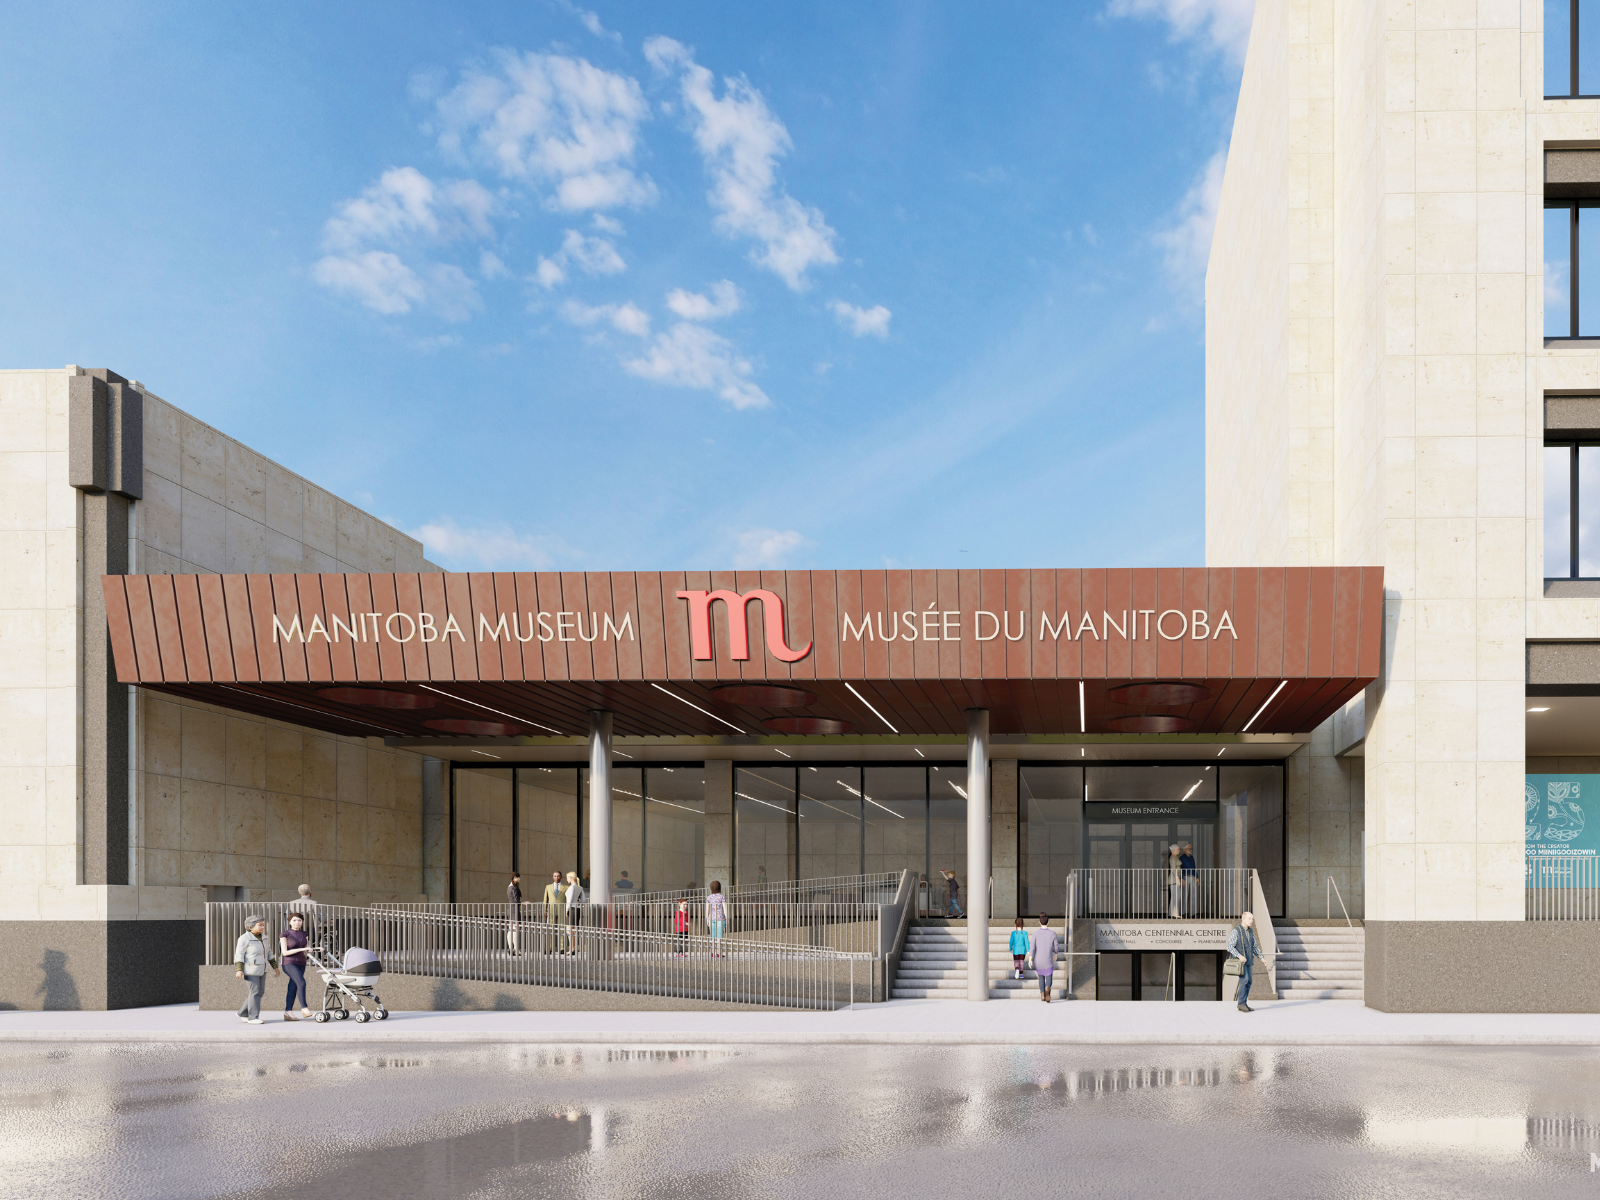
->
[0,366,447,1000]
[1366,920,1600,1011]
[1285,729,1366,918]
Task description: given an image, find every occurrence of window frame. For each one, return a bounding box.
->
[1544,439,1600,579]
[1549,0,1596,98]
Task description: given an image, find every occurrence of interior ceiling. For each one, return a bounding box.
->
[141,674,1365,743]
[1526,695,1600,757]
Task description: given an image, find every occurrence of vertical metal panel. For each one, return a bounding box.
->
[196,575,236,682]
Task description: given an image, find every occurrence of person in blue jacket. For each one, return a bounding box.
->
[1008,916,1030,980]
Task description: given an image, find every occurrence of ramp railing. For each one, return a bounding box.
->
[206,902,870,1010]
[1066,868,1253,920]
[1527,855,1600,920]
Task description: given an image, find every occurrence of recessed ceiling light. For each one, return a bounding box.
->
[1528,707,1551,713]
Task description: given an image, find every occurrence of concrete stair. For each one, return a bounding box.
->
[1273,923,1364,1000]
[891,924,1074,1000]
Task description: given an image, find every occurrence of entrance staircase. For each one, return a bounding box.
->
[1273,922,1365,1000]
[891,923,1072,1000]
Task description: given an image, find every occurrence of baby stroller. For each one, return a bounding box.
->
[307,944,388,1023]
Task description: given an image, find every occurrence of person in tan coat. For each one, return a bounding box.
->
[541,870,565,955]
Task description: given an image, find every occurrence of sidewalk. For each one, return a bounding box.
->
[3,999,1599,1046]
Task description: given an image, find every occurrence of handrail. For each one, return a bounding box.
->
[1248,869,1278,997]
[1326,875,1353,927]
[1526,855,1600,920]
[881,869,917,1001]
[206,901,869,1010]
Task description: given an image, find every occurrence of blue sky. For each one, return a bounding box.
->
[1,0,1252,572]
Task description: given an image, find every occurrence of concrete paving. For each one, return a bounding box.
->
[4,998,1600,1045]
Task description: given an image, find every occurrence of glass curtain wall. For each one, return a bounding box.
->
[864,767,928,883]
[1223,763,1286,917]
[798,767,864,880]
[1545,0,1600,97]
[928,766,970,911]
[1020,766,1083,916]
[733,764,966,889]
[515,767,580,892]
[735,767,797,890]
[644,767,706,894]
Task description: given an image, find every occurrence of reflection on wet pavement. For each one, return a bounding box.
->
[2,1043,1600,1198]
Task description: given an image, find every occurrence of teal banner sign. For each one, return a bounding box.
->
[1525,774,1599,859]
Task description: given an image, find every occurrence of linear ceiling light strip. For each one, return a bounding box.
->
[1240,680,1289,732]
[217,685,402,735]
[418,684,566,735]
[1078,680,1086,734]
[844,681,898,733]
[648,683,746,733]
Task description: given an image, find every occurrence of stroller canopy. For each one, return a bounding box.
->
[342,947,382,976]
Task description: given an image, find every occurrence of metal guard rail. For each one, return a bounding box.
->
[207,902,871,1010]
[1527,855,1600,920]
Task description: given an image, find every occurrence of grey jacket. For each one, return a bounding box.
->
[1226,923,1263,963]
[234,932,277,976]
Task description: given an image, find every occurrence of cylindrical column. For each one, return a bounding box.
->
[588,711,613,908]
[965,708,990,1001]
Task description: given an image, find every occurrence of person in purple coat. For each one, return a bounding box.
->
[1030,914,1059,1003]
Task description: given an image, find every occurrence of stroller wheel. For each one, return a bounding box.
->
[313,1011,331,1023]
[374,1008,389,1021]
[354,1010,370,1023]
[334,1008,350,1020]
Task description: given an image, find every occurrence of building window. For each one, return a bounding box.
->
[1546,442,1600,577]
[1544,201,1600,338]
[1547,0,1600,97]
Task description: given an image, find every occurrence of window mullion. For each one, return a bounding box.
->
[1573,445,1582,578]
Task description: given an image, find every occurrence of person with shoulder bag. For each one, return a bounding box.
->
[1226,910,1265,1012]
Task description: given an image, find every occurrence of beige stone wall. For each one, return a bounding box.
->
[0,366,445,921]
[0,370,85,918]
[1210,0,1533,922]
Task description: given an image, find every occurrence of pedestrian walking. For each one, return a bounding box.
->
[506,871,523,956]
[1167,844,1183,918]
[1179,843,1198,915]
[672,897,690,955]
[279,912,311,1021]
[1029,914,1059,1002]
[706,881,727,955]
[942,869,964,917]
[1009,916,1029,980]
[233,916,279,1024]
[1227,910,1266,1012]
[563,870,585,954]
[542,870,565,955]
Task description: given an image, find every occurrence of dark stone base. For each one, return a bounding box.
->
[0,921,204,1010]
[1366,921,1600,1012]
[198,966,804,1012]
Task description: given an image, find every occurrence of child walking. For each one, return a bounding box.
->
[673,897,690,955]
[1008,916,1030,980]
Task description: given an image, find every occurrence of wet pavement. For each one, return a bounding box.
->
[3,1042,1600,1198]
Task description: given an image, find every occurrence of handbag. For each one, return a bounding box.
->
[1223,957,1244,976]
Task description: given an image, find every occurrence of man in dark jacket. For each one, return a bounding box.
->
[506,872,523,956]
[1226,910,1266,1011]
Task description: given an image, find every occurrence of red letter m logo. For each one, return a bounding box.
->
[675,589,813,663]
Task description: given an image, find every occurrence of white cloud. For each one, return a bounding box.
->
[410,516,555,570]
[644,36,838,290]
[732,528,805,568]
[534,228,627,288]
[829,300,891,338]
[1152,151,1225,304]
[622,322,769,409]
[666,279,741,320]
[591,213,624,234]
[312,250,426,314]
[314,167,492,318]
[322,167,494,251]
[562,298,652,337]
[1106,0,1256,64]
[434,51,655,210]
[479,250,508,279]
[561,0,622,42]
